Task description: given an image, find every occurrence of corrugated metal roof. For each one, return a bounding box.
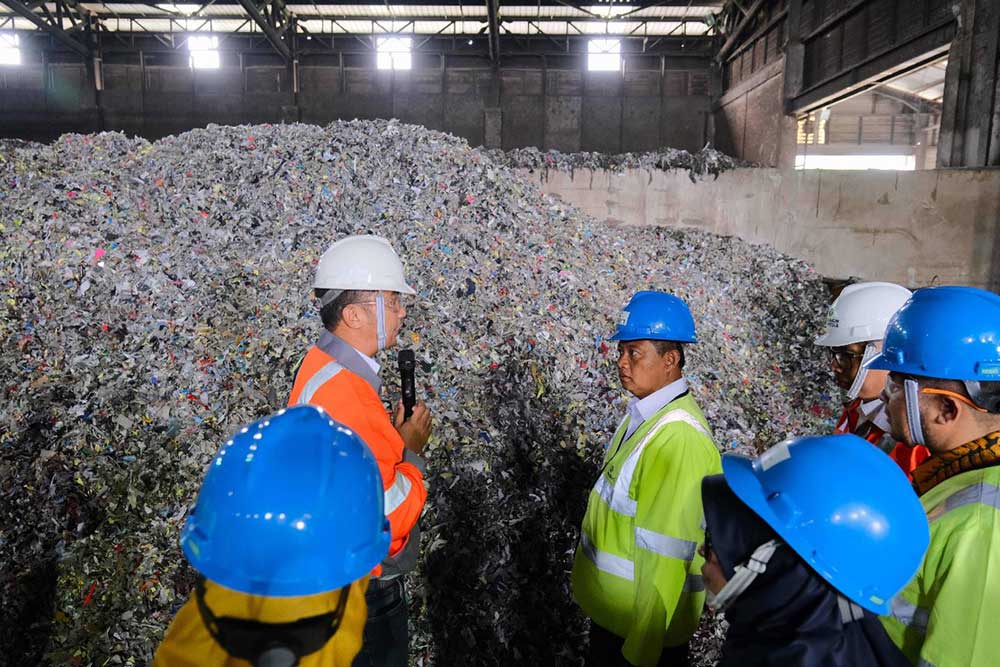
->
[3,2,715,35]
[502,19,707,35]
[71,3,713,19]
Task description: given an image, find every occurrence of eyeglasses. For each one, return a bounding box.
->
[884,374,987,413]
[355,295,408,314]
[829,347,867,368]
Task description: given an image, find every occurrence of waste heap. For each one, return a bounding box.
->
[491,145,751,181]
[0,120,836,665]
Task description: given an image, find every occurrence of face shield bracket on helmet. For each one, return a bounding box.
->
[903,378,926,447]
[375,291,387,352]
[846,342,881,400]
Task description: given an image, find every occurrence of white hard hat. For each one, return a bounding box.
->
[314,235,416,296]
[814,282,912,347]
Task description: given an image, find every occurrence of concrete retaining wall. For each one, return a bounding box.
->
[523,167,1000,290]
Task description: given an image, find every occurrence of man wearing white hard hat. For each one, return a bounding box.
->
[288,234,433,667]
[814,281,929,478]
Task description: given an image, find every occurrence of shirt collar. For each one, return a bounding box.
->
[859,398,892,432]
[358,350,381,374]
[858,398,884,418]
[627,377,689,426]
[317,331,382,394]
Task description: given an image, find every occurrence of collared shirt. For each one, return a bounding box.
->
[316,330,382,394]
[859,397,891,433]
[358,349,381,375]
[623,377,690,441]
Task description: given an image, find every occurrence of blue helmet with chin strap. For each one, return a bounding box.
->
[720,434,929,615]
[864,286,1000,445]
[180,405,391,597]
[610,291,697,343]
[865,286,1000,407]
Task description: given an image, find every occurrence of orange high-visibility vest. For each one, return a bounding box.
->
[835,399,931,481]
[288,333,426,575]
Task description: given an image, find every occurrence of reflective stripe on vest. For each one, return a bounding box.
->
[581,525,700,583]
[295,358,413,518]
[890,595,929,634]
[927,482,1000,522]
[580,532,635,581]
[384,472,413,515]
[890,481,1000,647]
[917,659,936,667]
[296,361,345,405]
[683,573,705,593]
[635,527,697,562]
[837,596,865,624]
[593,409,710,517]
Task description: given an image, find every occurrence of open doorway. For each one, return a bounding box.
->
[795,57,947,170]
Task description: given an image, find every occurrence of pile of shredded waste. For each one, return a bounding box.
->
[0,120,835,666]
[491,144,752,182]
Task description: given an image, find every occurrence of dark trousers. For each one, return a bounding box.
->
[586,622,690,667]
[353,577,409,667]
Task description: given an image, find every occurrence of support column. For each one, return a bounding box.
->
[937,0,1000,167]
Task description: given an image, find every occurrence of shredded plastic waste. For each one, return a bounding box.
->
[491,144,752,182]
[0,120,835,666]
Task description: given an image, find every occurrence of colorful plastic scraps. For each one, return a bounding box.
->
[0,120,833,666]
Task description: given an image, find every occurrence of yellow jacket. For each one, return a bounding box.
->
[154,577,369,667]
[572,392,721,666]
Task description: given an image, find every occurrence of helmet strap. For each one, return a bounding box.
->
[904,378,926,447]
[846,342,880,400]
[318,289,342,309]
[194,576,351,667]
[375,292,387,352]
[707,539,780,612]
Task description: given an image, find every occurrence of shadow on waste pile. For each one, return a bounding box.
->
[422,360,598,666]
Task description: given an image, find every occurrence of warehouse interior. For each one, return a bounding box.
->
[2,0,1000,665]
[1,0,995,169]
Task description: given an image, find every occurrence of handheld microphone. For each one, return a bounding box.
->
[398,349,416,422]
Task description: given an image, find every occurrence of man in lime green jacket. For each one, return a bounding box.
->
[572,291,722,667]
[866,287,1000,667]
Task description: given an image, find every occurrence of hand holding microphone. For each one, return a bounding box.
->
[399,349,416,422]
[395,349,432,455]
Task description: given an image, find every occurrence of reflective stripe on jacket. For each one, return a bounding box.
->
[880,466,1000,666]
[288,340,426,574]
[836,400,930,481]
[571,392,722,666]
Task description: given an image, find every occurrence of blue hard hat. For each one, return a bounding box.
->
[865,286,1000,381]
[180,405,391,597]
[609,290,697,343]
[722,434,929,615]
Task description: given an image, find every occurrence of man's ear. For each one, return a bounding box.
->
[663,348,681,371]
[340,303,364,330]
[930,394,961,426]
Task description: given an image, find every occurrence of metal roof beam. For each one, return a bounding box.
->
[81,0,724,6]
[31,9,711,22]
[235,0,292,59]
[1,0,90,54]
[485,0,498,62]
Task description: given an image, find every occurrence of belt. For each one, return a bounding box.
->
[368,576,401,591]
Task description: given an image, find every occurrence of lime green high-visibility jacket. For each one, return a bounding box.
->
[881,465,1000,667]
[572,391,722,666]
